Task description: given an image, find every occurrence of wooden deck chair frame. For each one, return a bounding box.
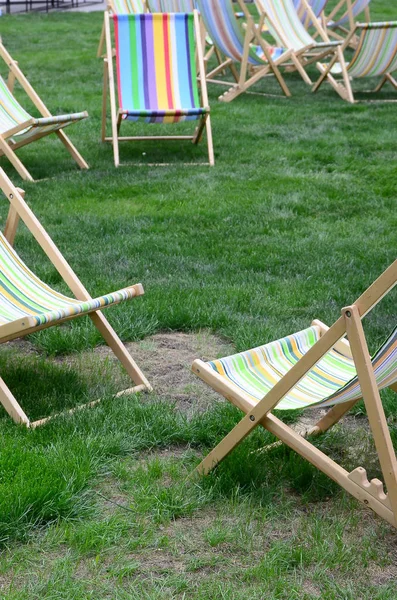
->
[198,0,293,102]
[191,261,397,528]
[325,0,371,43]
[0,40,88,182]
[0,168,152,428]
[255,0,344,86]
[102,10,214,167]
[312,23,397,103]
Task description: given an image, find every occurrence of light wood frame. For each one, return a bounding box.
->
[312,24,397,103]
[102,10,214,167]
[324,0,371,44]
[191,261,397,528]
[0,168,152,428]
[0,39,89,182]
[254,0,345,86]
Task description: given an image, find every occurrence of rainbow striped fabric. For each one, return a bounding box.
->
[328,0,371,29]
[110,0,145,14]
[113,13,207,123]
[148,0,194,11]
[256,0,340,52]
[0,232,138,330]
[197,0,285,65]
[207,325,397,410]
[0,75,87,144]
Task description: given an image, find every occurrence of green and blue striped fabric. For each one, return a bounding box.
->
[0,232,138,330]
[148,0,194,10]
[347,22,397,78]
[0,75,87,144]
[110,0,145,13]
[256,0,340,52]
[208,325,397,410]
[197,0,285,66]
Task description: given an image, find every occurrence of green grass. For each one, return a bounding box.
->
[0,2,396,597]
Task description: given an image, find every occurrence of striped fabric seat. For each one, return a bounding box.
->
[208,325,397,410]
[258,0,338,52]
[0,75,87,145]
[110,0,145,13]
[113,13,207,123]
[315,21,397,102]
[0,232,139,330]
[0,233,135,328]
[197,0,284,66]
[328,0,371,29]
[346,22,397,78]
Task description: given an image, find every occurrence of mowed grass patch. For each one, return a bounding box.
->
[0,2,395,597]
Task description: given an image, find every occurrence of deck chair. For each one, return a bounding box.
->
[102,11,214,166]
[0,168,152,427]
[0,40,88,182]
[326,0,371,41]
[313,22,397,103]
[191,260,397,528]
[255,0,343,85]
[196,0,293,102]
[97,0,146,58]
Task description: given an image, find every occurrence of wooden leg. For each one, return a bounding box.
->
[291,54,312,85]
[0,135,34,181]
[89,311,152,391]
[102,60,108,143]
[390,383,397,393]
[337,45,354,103]
[0,377,30,426]
[55,130,89,170]
[344,305,397,522]
[4,189,24,245]
[309,399,358,435]
[97,20,106,58]
[373,74,397,93]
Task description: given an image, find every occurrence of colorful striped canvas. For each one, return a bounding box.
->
[148,0,194,11]
[197,0,278,65]
[207,325,397,410]
[113,13,207,123]
[328,0,371,29]
[347,22,397,78]
[110,0,145,14]
[0,75,87,143]
[0,232,138,329]
[256,0,323,51]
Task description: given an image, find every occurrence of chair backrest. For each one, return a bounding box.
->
[330,0,371,28]
[256,0,315,51]
[347,22,397,78]
[293,0,328,26]
[110,0,145,14]
[196,0,264,65]
[113,13,202,116]
[0,75,31,135]
[148,0,194,10]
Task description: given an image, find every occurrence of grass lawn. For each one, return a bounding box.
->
[0,1,396,598]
